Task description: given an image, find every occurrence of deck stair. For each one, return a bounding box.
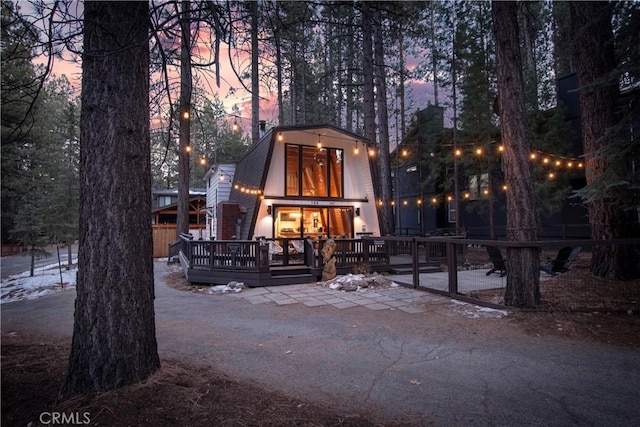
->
[388,262,442,275]
[263,265,318,287]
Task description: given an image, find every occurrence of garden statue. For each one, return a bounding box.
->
[321,239,337,281]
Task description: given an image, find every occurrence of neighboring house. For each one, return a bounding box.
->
[208,124,381,241]
[203,163,236,240]
[394,86,595,240]
[151,188,206,257]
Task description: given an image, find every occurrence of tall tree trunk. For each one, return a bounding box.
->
[361,2,375,146]
[552,1,574,77]
[250,1,260,144]
[66,1,159,394]
[519,2,539,111]
[289,41,297,125]
[361,2,380,232]
[570,2,640,279]
[274,3,284,126]
[398,30,406,144]
[492,1,540,308]
[430,3,439,106]
[345,10,355,132]
[373,6,393,236]
[177,0,192,237]
[451,16,461,234]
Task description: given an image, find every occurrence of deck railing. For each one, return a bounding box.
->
[172,235,394,285]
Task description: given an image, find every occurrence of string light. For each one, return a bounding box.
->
[232,179,263,195]
[451,146,583,172]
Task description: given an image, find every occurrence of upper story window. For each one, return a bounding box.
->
[285,144,343,198]
[157,195,174,207]
[468,173,489,200]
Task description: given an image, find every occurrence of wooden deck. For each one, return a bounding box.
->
[170,235,400,287]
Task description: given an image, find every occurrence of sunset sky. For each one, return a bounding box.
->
[43,22,439,145]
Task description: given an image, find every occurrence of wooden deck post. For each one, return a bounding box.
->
[446,240,458,294]
[412,238,419,289]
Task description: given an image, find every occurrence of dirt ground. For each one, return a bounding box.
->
[3,265,639,427]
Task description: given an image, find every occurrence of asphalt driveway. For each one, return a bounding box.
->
[2,260,639,425]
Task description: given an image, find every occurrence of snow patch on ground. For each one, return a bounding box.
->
[321,272,395,291]
[197,281,246,294]
[451,299,508,318]
[1,263,77,304]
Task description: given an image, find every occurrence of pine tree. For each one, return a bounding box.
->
[10,197,50,277]
[569,2,640,279]
[65,1,159,394]
[493,1,541,308]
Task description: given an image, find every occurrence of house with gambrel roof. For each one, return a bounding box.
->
[212,124,381,242]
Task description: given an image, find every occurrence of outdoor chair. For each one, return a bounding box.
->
[485,246,507,277]
[540,246,582,276]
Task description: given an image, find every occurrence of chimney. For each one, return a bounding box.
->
[259,120,266,138]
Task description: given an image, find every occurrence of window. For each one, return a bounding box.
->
[157,196,173,207]
[286,145,299,196]
[468,173,489,200]
[448,201,456,224]
[274,206,354,239]
[285,144,343,198]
